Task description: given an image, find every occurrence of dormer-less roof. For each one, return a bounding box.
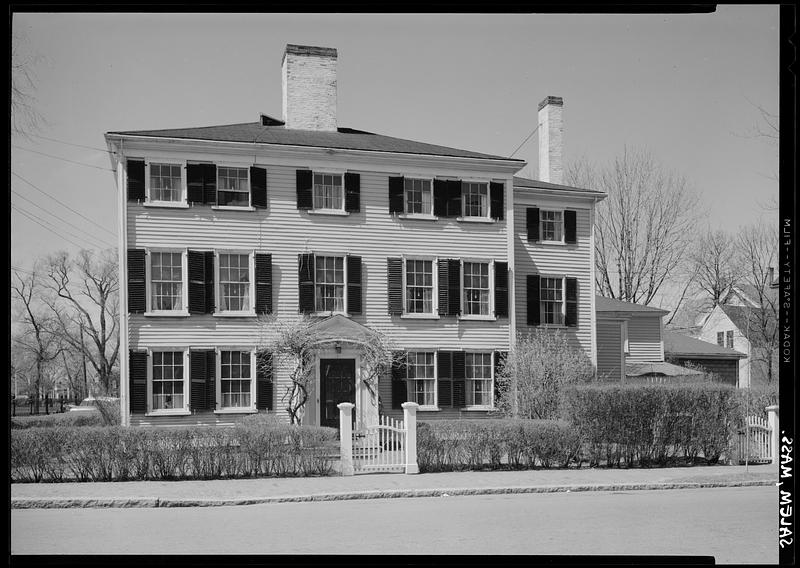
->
[513,175,605,195]
[595,295,669,315]
[106,120,523,162]
[663,330,747,359]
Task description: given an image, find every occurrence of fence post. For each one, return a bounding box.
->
[402,402,419,474]
[338,402,355,476]
[766,405,779,465]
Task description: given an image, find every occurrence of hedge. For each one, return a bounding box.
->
[11,422,338,483]
[563,383,744,467]
[417,419,581,472]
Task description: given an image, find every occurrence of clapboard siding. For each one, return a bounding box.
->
[626,314,664,363]
[667,357,738,386]
[596,319,623,381]
[513,201,593,356]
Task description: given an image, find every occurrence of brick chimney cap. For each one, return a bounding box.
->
[538,96,564,111]
[283,44,338,63]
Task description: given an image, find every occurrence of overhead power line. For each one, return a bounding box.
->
[12,171,117,237]
[509,124,540,158]
[12,145,114,172]
[12,205,91,250]
[27,133,113,154]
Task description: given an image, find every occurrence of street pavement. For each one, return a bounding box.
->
[11,463,778,509]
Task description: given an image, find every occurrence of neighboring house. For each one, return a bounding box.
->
[106,44,603,428]
[697,304,778,388]
[595,296,706,383]
[662,330,746,387]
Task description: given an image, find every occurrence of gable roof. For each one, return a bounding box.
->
[663,330,747,359]
[309,314,378,344]
[107,120,522,162]
[513,176,605,195]
[718,304,778,341]
[595,295,669,315]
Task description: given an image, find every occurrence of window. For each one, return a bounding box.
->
[152,351,185,410]
[315,255,345,312]
[404,178,432,215]
[218,253,251,312]
[622,321,630,354]
[726,330,734,348]
[150,252,184,311]
[466,352,492,407]
[541,210,564,242]
[149,163,182,202]
[540,277,564,325]
[463,261,490,316]
[405,259,434,314]
[717,332,725,346]
[313,173,343,210]
[220,350,252,409]
[217,167,250,207]
[407,351,435,407]
[462,182,488,218]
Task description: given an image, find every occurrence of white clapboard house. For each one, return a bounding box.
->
[105,44,605,428]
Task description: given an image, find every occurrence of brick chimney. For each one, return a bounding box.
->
[538,96,564,184]
[281,44,338,131]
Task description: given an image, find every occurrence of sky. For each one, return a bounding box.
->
[10,8,781,273]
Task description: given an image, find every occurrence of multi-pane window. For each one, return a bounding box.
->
[466,352,492,407]
[540,277,564,325]
[463,262,490,316]
[541,210,564,241]
[149,163,182,202]
[726,330,734,348]
[407,351,435,407]
[152,351,184,410]
[406,259,434,314]
[217,167,249,207]
[220,350,252,409]
[404,178,432,215]
[313,173,343,210]
[219,253,251,311]
[462,182,488,217]
[150,252,183,311]
[315,256,345,312]
[716,332,725,347]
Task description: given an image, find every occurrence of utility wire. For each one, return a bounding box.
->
[509,124,540,158]
[12,171,117,237]
[12,145,114,172]
[12,202,111,250]
[12,205,92,250]
[27,133,113,154]
[11,190,114,249]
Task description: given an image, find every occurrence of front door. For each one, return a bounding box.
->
[320,358,356,428]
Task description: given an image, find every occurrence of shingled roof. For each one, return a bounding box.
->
[107,118,522,162]
[719,304,778,341]
[595,296,669,315]
[513,176,605,195]
[663,330,747,359]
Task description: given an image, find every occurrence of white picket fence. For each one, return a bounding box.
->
[737,415,774,464]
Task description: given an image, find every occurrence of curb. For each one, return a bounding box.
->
[10,479,775,509]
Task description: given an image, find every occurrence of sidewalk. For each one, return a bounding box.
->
[11,463,778,509]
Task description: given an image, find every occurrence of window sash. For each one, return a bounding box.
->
[217,167,250,207]
[462,182,488,217]
[463,262,490,315]
[152,351,185,410]
[717,332,725,346]
[541,210,564,241]
[465,352,492,406]
[405,259,434,313]
[151,252,183,311]
[540,277,564,325]
[407,352,435,407]
[313,174,343,210]
[315,255,345,312]
[726,330,734,348]
[219,253,251,311]
[149,163,182,202]
[220,350,252,408]
[404,178,432,214]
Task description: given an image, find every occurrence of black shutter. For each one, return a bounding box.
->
[255,253,273,314]
[387,257,403,315]
[298,253,315,313]
[127,160,145,202]
[203,164,217,205]
[296,170,313,209]
[527,275,541,326]
[391,352,406,410]
[187,164,204,204]
[344,172,360,213]
[493,351,507,406]
[565,277,578,327]
[437,351,453,408]
[347,255,362,314]
[452,350,466,408]
[433,179,448,217]
[446,180,462,217]
[204,252,215,314]
[447,259,461,316]
[490,182,504,220]
[190,350,209,411]
[437,380,452,409]
[251,167,268,209]
[205,350,216,410]
[388,176,405,214]
[494,261,509,317]
[127,249,146,314]
[256,351,273,410]
[527,208,540,242]
[564,210,577,244]
[188,250,208,315]
[437,259,449,316]
[129,351,147,414]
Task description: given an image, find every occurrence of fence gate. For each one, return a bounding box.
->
[737,415,773,465]
[352,414,406,474]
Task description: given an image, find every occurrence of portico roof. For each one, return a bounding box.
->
[310,314,378,344]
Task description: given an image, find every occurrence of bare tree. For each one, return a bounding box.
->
[12,269,63,412]
[689,228,742,312]
[566,148,703,305]
[42,249,120,395]
[11,29,45,139]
